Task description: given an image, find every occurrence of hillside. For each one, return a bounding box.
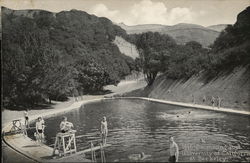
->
[118,23,224,47]
[210,6,250,70]
[123,66,250,111]
[207,24,229,32]
[2,7,134,108]
[123,6,250,111]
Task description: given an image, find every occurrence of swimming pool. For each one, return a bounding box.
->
[28,99,250,162]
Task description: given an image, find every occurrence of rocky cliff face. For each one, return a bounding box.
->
[113,36,139,59]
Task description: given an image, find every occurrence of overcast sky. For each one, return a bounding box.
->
[1,0,250,26]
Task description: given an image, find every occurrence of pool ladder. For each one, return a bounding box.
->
[100,143,106,163]
[90,141,106,163]
[91,142,97,163]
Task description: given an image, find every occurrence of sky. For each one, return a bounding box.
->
[1,0,250,26]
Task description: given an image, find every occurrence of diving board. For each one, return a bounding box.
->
[81,143,111,153]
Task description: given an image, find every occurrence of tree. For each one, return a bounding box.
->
[166,42,209,79]
[135,32,176,85]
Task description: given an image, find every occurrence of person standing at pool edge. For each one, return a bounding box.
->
[24,109,29,128]
[36,117,45,143]
[101,116,108,145]
[211,96,215,108]
[169,136,179,163]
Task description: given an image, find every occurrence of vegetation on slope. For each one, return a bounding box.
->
[133,6,250,86]
[131,32,210,85]
[208,6,250,74]
[2,7,135,109]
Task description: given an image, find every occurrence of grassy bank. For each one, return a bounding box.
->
[122,66,250,112]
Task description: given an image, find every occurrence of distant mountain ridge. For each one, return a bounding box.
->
[207,24,229,32]
[118,23,228,47]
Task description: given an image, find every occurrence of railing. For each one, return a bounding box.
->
[91,141,97,163]
[100,143,106,163]
[90,141,106,163]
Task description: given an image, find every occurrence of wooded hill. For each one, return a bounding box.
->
[2,7,134,109]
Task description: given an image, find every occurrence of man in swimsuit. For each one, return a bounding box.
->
[211,96,215,108]
[24,109,29,128]
[101,116,108,145]
[169,136,179,163]
[192,94,195,104]
[203,95,206,103]
[60,116,74,133]
[36,117,45,143]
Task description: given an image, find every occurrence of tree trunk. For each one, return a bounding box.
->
[145,71,157,86]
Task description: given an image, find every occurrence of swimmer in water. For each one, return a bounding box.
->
[200,138,206,143]
[128,152,151,161]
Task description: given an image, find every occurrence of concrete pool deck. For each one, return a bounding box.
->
[2,84,250,162]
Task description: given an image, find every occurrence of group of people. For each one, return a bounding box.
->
[57,117,179,163]
[24,110,45,143]
[59,116,108,145]
[24,109,108,145]
[24,110,178,162]
[191,95,222,108]
[203,95,222,108]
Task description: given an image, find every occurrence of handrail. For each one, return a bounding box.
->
[91,141,97,163]
[100,143,106,163]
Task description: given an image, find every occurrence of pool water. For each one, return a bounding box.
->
[28,99,250,162]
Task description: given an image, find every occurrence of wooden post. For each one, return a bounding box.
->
[53,137,58,156]
[52,130,77,157]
